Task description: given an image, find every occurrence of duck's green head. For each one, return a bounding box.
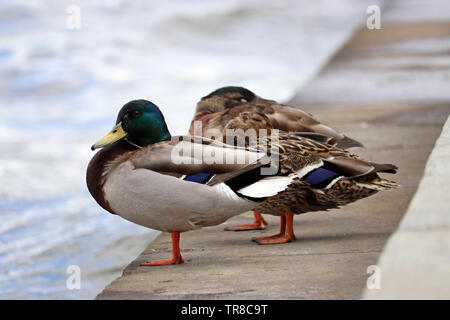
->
[91,100,171,150]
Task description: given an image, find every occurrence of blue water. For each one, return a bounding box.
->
[0,0,375,299]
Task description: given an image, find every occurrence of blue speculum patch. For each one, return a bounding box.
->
[183,173,213,184]
[304,167,339,188]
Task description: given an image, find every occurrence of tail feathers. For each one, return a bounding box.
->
[370,163,398,174]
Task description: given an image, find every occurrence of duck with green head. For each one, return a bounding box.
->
[87,99,279,265]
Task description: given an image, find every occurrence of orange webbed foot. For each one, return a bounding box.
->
[141,231,184,266]
[140,256,184,266]
[251,212,296,245]
[252,233,295,245]
[224,212,268,231]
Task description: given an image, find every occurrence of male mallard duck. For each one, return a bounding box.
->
[189,86,364,231]
[87,100,333,265]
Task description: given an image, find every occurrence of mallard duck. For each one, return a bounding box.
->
[86,99,323,265]
[189,86,364,231]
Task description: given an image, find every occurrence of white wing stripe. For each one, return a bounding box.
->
[237,160,324,198]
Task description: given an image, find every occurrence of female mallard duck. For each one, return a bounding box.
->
[189,86,364,231]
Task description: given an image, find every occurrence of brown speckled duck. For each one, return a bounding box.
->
[189,86,365,232]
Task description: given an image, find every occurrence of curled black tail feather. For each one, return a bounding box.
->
[370,163,398,174]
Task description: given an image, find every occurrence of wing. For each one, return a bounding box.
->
[259,132,396,176]
[127,135,289,201]
[129,135,271,178]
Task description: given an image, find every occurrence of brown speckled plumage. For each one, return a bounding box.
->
[190,86,363,149]
[253,177,379,216]
[245,132,398,216]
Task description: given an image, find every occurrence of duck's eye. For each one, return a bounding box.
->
[131,110,141,118]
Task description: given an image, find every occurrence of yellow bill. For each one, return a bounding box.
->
[91,122,127,150]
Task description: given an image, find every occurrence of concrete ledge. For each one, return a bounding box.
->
[364,115,450,299]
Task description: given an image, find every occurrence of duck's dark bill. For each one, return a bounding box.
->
[91,122,127,150]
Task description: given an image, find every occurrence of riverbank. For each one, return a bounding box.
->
[96,0,450,299]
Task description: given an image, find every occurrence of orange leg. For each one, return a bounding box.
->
[141,231,184,266]
[252,215,286,242]
[224,212,268,231]
[252,212,296,245]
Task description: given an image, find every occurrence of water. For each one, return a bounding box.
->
[0,0,378,299]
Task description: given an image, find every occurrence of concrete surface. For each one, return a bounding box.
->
[288,0,450,106]
[364,115,450,299]
[96,0,450,299]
